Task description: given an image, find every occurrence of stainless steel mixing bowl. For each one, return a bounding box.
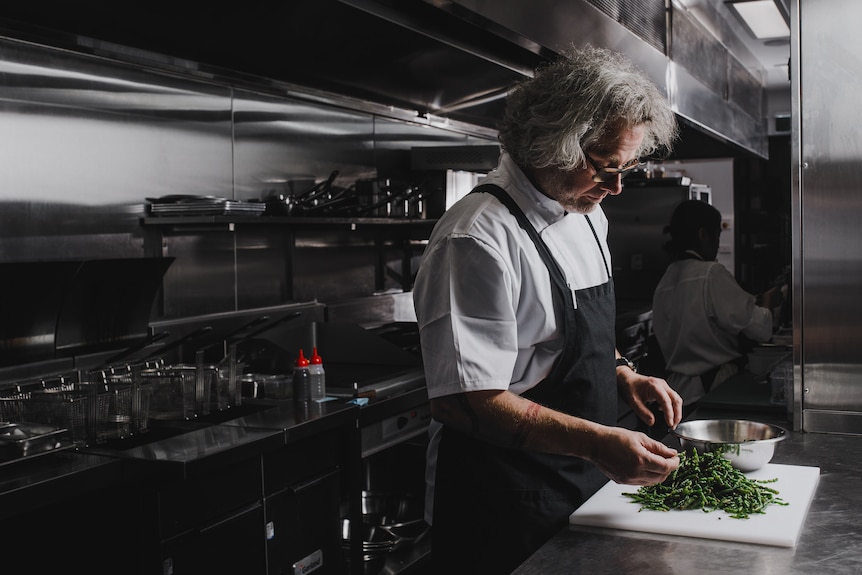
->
[671,419,787,472]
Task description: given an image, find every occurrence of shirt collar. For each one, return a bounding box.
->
[496,153,567,225]
[682,249,705,261]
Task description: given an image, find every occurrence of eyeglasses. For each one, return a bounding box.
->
[584,154,645,183]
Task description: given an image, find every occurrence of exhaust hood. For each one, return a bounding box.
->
[0,0,768,156]
[0,0,543,131]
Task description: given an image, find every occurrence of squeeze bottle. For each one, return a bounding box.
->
[293,349,311,402]
[309,347,326,401]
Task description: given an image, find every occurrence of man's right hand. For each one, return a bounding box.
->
[586,426,680,486]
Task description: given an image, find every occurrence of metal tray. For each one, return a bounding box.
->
[148,198,266,217]
[0,422,69,460]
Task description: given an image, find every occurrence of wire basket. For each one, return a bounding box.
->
[139,365,199,421]
[0,376,91,447]
[94,383,133,442]
[87,363,154,442]
[25,388,91,447]
[0,395,27,423]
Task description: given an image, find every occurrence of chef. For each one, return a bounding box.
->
[652,199,776,408]
[413,45,684,574]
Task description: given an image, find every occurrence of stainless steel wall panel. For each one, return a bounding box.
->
[232,90,377,201]
[804,363,862,414]
[0,37,234,205]
[0,32,496,330]
[727,55,763,120]
[671,7,728,98]
[584,0,667,54]
[292,231,381,302]
[447,0,767,158]
[0,203,146,261]
[795,0,862,434]
[373,116,479,150]
[669,6,765,156]
[799,403,862,436]
[449,0,671,94]
[0,34,234,277]
[668,61,765,157]
[159,231,238,318]
[235,227,292,311]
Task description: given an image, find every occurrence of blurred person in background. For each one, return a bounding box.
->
[652,199,782,412]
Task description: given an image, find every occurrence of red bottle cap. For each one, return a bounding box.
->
[295,349,309,367]
[311,347,323,365]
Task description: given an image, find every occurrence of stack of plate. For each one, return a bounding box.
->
[147,195,266,217]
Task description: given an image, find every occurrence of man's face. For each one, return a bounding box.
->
[530,124,646,214]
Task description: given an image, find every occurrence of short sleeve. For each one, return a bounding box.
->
[413,233,520,398]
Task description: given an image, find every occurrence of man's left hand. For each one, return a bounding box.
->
[617,370,683,429]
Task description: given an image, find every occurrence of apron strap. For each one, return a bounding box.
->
[472,183,571,297]
[584,213,610,277]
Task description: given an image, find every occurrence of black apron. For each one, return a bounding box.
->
[430,184,618,574]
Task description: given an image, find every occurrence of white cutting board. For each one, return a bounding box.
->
[570,463,820,547]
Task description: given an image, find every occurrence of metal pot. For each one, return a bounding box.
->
[361,490,423,524]
[341,517,396,575]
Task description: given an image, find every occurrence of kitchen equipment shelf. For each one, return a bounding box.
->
[140,215,438,228]
[141,216,438,298]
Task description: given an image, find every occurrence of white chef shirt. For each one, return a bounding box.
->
[651,253,773,405]
[413,152,612,523]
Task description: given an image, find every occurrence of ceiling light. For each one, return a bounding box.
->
[727,0,790,39]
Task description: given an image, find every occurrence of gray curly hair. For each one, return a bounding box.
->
[497,45,678,170]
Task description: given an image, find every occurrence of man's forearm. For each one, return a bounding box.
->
[430,389,600,457]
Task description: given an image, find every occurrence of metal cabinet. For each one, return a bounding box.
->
[160,502,267,575]
[264,468,343,574]
[262,427,347,575]
[135,452,269,574]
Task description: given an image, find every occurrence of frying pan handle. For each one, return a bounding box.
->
[224,315,271,343]
[142,325,215,360]
[234,311,303,343]
[102,330,172,366]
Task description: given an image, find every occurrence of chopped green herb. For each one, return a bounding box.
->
[623,449,788,519]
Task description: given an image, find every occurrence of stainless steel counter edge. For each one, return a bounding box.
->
[0,450,123,520]
[221,398,360,444]
[98,399,359,482]
[0,398,360,514]
[108,423,286,483]
[513,408,862,575]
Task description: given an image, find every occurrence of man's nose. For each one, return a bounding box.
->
[602,174,624,195]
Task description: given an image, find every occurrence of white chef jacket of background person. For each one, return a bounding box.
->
[651,252,773,406]
[413,152,613,524]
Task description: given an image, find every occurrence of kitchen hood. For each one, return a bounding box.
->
[0,0,543,132]
[0,0,768,156]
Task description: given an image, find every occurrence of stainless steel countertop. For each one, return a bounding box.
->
[0,398,360,516]
[513,408,862,575]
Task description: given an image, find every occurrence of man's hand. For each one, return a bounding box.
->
[617,369,683,430]
[587,426,680,486]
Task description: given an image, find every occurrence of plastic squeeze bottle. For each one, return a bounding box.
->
[309,347,326,401]
[293,349,311,402]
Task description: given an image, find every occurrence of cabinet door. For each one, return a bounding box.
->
[265,468,344,575]
[161,502,267,575]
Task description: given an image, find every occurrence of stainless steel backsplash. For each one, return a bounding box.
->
[0,34,490,320]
